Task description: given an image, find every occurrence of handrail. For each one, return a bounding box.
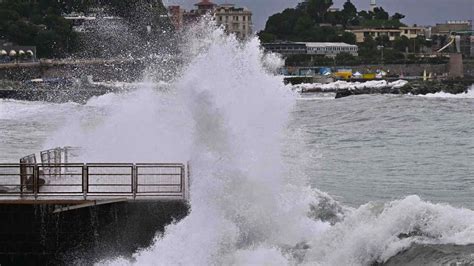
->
[0,163,187,201]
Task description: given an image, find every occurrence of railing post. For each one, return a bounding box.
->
[82,164,88,200]
[186,162,191,201]
[181,165,185,200]
[132,164,137,200]
[34,164,39,199]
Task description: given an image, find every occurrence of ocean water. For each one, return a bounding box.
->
[291,92,474,210]
[1,24,473,265]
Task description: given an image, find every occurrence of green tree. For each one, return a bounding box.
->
[337,31,356,44]
[391,13,405,21]
[294,15,314,33]
[383,49,404,62]
[393,36,410,52]
[341,0,357,25]
[335,52,357,65]
[372,7,389,20]
[258,32,276,43]
[375,35,390,47]
[305,0,333,22]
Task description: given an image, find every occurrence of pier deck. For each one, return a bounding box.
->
[0,163,189,204]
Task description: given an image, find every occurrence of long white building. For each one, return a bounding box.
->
[263,42,358,57]
[303,42,358,57]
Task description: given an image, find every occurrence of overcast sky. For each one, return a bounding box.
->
[163,0,474,31]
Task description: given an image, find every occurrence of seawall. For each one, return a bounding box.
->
[0,201,188,265]
[0,59,146,82]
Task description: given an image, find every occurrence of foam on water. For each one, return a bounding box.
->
[294,80,409,92]
[0,99,78,120]
[419,85,474,98]
[31,22,474,265]
[304,195,474,265]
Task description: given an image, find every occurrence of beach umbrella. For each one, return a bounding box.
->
[26,50,34,56]
[18,50,25,56]
[9,50,17,57]
[353,72,362,78]
[0,50,7,56]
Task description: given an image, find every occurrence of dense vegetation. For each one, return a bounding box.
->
[259,0,406,44]
[0,0,168,58]
[0,0,78,57]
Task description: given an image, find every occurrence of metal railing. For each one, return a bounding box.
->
[0,163,188,201]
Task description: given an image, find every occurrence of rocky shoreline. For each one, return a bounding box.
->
[297,79,473,99]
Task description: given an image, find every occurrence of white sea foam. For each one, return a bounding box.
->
[294,80,408,92]
[419,85,474,98]
[304,195,474,265]
[0,99,78,120]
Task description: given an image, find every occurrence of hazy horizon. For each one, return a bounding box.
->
[163,0,474,31]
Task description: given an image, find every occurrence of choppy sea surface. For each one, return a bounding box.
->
[291,92,474,210]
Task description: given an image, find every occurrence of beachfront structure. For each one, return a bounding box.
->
[0,45,36,63]
[262,42,307,55]
[305,42,358,57]
[214,4,252,39]
[262,42,358,57]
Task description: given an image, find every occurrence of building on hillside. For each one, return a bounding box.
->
[168,6,184,30]
[349,26,427,43]
[350,28,402,43]
[194,0,217,15]
[432,20,472,35]
[262,42,358,57]
[167,1,253,39]
[214,4,252,39]
[400,26,425,39]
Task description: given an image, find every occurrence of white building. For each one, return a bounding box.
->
[302,42,359,57]
[214,4,252,39]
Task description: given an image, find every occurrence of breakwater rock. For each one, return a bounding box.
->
[296,79,473,99]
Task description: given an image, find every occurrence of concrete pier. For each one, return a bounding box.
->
[0,201,188,264]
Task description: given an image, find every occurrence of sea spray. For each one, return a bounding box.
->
[126,21,328,265]
[34,21,474,265]
[304,195,474,265]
